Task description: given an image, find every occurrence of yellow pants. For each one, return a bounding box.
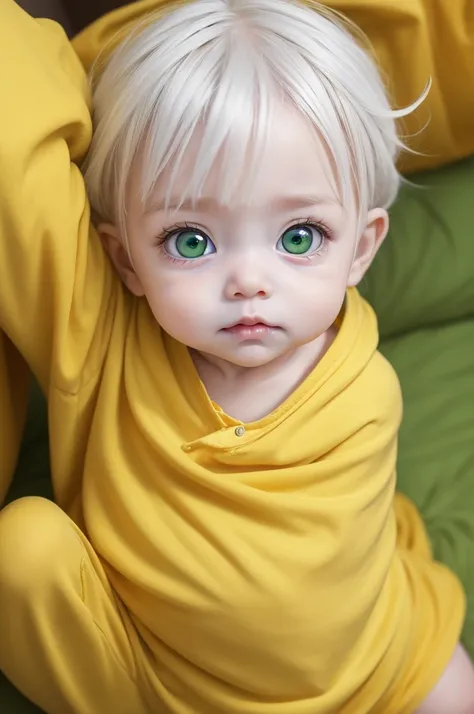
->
[0,497,152,714]
[0,495,462,714]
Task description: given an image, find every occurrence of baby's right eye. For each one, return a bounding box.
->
[166,229,216,260]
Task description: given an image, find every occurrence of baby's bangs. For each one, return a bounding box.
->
[140,32,275,212]
[84,0,417,247]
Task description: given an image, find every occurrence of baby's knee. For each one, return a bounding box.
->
[0,497,80,595]
[417,644,474,714]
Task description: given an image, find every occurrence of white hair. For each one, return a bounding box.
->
[83,0,427,245]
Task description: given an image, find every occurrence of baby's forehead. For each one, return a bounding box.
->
[138,105,343,214]
[84,0,402,242]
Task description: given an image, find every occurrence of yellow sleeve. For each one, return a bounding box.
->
[73,0,474,175]
[0,1,115,394]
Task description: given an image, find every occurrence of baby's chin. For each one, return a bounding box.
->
[191,327,335,372]
[199,343,292,370]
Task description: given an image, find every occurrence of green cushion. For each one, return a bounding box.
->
[2,379,48,713]
[360,156,474,654]
[5,379,52,505]
[361,156,474,338]
[2,158,474,712]
[381,320,474,654]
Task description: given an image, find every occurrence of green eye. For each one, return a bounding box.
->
[167,229,216,260]
[278,224,323,255]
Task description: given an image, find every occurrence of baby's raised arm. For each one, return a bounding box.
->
[0,1,115,394]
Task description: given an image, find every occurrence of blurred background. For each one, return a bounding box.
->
[16,0,131,35]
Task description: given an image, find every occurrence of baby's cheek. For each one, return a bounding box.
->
[147,280,205,338]
[295,279,346,336]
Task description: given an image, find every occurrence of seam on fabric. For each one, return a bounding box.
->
[79,556,139,685]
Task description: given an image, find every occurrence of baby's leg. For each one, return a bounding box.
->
[0,497,149,714]
[415,643,474,714]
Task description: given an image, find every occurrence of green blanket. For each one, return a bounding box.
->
[361,156,474,654]
[2,156,474,712]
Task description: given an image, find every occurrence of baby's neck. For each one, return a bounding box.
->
[190,326,337,423]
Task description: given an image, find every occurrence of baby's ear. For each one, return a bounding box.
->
[98,223,145,297]
[347,208,389,287]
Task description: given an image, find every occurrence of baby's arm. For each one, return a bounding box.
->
[0,1,115,394]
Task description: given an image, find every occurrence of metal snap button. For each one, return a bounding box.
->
[234,426,245,437]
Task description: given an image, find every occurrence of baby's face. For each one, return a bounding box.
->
[118,105,386,368]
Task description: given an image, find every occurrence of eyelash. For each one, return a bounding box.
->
[155,221,195,245]
[155,217,334,263]
[299,217,334,255]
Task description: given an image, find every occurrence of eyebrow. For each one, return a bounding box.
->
[144,193,340,215]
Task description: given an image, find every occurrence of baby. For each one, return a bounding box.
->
[0,0,473,712]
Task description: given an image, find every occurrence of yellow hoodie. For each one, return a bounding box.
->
[0,1,466,713]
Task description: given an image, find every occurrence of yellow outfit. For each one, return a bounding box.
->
[0,2,468,714]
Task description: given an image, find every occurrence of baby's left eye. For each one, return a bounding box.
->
[277,224,324,255]
[166,229,216,260]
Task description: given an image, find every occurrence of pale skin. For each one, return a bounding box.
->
[103,105,386,422]
[99,101,474,711]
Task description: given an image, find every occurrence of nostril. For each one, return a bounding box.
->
[233,290,267,299]
[229,287,269,299]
